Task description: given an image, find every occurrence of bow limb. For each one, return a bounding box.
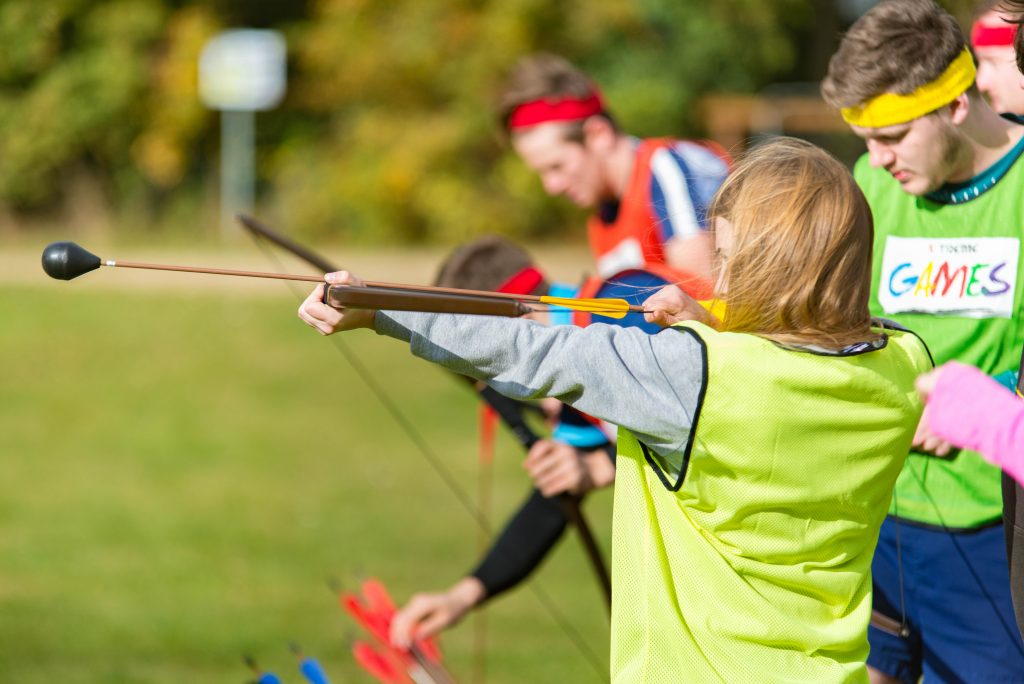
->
[237,213,340,273]
[325,284,531,317]
[477,386,613,611]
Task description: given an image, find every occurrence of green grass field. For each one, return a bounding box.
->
[0,277,612,682]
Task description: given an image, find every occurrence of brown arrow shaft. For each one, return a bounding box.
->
[104,260,324,283]
[103,259,644,312]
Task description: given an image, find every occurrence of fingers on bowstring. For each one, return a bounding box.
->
[325,270,360,286]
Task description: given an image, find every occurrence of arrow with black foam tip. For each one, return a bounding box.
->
[41,241,641,320]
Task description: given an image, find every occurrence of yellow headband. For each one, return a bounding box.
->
[840,48,976,128]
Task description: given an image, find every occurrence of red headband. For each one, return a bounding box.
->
[971,21,1018,48]
[507,92,605,130]
[496,266,544,295]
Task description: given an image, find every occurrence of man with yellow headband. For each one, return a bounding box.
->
[822,0,1024,681]
[496,53,727,295]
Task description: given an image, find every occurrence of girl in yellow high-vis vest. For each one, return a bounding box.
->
[298,137,933,683]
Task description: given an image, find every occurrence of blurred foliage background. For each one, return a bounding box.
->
[0,0,989,682]
[0,0,977,246]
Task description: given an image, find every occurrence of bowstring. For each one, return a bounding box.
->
[597,277,669,301]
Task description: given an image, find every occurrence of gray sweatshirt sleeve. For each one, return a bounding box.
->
[374,311,705,458]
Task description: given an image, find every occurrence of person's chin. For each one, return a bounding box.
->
[891,172,928,196]
[902,184,929,197]
[906,179,939,197]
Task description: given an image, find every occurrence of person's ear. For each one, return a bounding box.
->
[947,92,970,125]
[582,116,616,152]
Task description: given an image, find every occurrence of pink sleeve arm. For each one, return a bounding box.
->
[926,361,1024,484]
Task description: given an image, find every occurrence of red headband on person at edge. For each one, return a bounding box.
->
[496,266,544,295]
[971,20,1018,48]
[507,92,606,130]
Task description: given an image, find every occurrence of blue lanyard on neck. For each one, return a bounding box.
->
[926,118,1024,205]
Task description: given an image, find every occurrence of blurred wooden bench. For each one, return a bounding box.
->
[698,88,858,162]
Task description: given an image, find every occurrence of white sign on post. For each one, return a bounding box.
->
[199,29,286,237]
[199,29,287,111]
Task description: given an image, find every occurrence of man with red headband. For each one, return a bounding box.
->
[823,0,1024,681]
[972,0,1024,114]
[498,53,728,288]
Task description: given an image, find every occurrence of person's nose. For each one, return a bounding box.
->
[866,140,895,169]
[541,174,567,196]
[975,62,994,94]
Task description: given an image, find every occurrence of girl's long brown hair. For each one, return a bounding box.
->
[710,137,877,349]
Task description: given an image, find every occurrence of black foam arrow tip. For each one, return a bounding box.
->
[41,241,101,280]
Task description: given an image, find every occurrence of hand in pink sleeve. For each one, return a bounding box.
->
[917,361,1024,485]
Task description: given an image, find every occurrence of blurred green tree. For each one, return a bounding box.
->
[269,0,810,244]
[0,0,166,205]
[1,0,975,244]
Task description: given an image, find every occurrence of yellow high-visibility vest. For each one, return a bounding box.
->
[610,321,931,683]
